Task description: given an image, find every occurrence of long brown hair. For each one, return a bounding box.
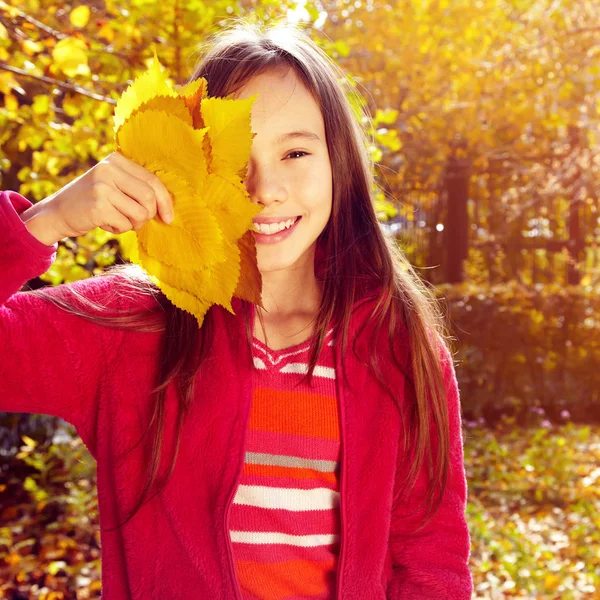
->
[28,17,456,534]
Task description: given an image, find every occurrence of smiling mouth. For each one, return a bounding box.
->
[252,216,301,235]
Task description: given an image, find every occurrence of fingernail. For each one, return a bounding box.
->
[164,213,174,224]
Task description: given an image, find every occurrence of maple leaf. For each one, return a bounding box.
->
[113,54,264,326]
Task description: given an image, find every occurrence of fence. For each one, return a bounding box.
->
[385,134,598,287]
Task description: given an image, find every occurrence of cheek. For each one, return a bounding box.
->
[295,162,332,215]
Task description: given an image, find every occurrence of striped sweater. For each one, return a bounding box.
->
[228,326,340,600]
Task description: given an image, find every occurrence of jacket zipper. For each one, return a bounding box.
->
[334,294,374,598]
[224,340,255,600]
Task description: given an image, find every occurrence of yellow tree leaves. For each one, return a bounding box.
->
[325,0,600,214]
[69,5,91,28]
[113,55,263,327]
[51,37,90,77]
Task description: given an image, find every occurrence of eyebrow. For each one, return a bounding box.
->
[277,130,321,144]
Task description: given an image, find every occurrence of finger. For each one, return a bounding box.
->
[99,196,136,234]
[109,164,157,221]
[110,152,173,223]
[106,186,149,231]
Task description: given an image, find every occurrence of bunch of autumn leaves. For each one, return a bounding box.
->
[114,55,263,327]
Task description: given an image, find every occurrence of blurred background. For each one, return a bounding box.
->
[0,0,599,597]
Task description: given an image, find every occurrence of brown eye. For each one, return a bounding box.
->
[285,151,309,160]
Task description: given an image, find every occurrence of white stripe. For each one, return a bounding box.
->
[253,343,311,366]
[253,328,335,366]
[233,485,339,511]
[279,363,336,379]
[230,531,340,547]
[253,356,267,370]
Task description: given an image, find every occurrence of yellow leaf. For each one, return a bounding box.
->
[152,170,219,240]
[21,435,37,448]
[154,278,213,328]
[0,22,7,40]
[52,37,90,77]
[176,78,209,99]
[113,53,176,134]
[4,92,18,111]
[205,239,242,313]
[116,109,209,190]
[177,77,208,129]
[22,39,43,55]
[116,230,138,262]
[137,240,241,314]
[544,573,561,590]
[205,173,263,241]
[0,72,16,94]
[69,5,90,28]
[32,94,50,115]
[132,96,192,126]
[235,231,263,307]
[113,55,263,324]
[98,22,114,43]
[134,245,216,326]
[201,95,259,177]
[63,95,81,117]
[137,211,224,271]
[47,560,68,576]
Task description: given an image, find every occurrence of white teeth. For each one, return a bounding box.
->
[254,218,298,235]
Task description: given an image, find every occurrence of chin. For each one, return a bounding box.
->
[256,250,304,273]
[257,259,295,273]
[255,240,317,273]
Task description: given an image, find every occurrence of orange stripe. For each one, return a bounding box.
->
[235,558,335,600]
[243,462,337,484]
[250,388,339,439]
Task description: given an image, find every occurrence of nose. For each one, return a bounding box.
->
[245,160,288,209]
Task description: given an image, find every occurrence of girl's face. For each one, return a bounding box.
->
[235,67,333,274]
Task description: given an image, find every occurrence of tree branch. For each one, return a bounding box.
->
[0,62,116,104]
[2,3,66,39]
[0,3,133,61]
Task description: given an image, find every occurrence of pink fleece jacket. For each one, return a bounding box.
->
[0,190,473,599]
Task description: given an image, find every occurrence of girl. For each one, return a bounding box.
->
[1,18,473,600]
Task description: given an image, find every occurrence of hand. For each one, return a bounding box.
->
[20,152,173,245]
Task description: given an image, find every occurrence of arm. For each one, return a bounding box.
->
[1,190,60,303]
[387,341,473,599]
[0,191,120,457]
